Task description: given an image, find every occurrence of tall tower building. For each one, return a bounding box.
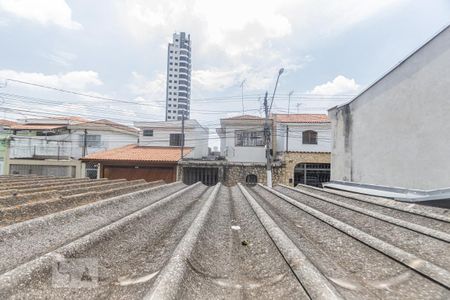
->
[165,32,192,121]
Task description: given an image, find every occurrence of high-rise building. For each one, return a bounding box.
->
[165,32,192,121]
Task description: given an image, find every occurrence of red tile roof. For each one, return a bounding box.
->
[272,114,330,123]
[221,115,264,120]
[51,116,90,123]
[0,119,17,127]
[73,119,138,134]
[10,124,66,130]
[81,145,192,163]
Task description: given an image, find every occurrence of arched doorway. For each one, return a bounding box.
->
[294,163,330,187]
[246,174,258,185]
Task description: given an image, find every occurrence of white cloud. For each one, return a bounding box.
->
[43,50,77,68]
[0,0,81,29]
[127,72,166,117]
[309,75,360,95]
[117,0,404,96]
[0,69,102,90]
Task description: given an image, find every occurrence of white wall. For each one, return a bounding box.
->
[10,130,138,159]
[220,124,266,163]
[330,26,450,190]
[137,120,209,159]
[69,129,137,158]
[276,123,331,153]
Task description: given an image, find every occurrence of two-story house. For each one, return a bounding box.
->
[273,114,331,187]
[217,115,270,163]
[82,119,209,183]
[6,117,138,178]
[212,114,331,187]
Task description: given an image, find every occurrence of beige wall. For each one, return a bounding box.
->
[278,152,331,186]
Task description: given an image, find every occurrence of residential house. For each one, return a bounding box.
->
[6,117,138,178]
[135,119,208,158]
[328,24,450,200]
[177,115,277,186]
[217,115,269,163]
[82,119,209,182]
[273,113,332,187]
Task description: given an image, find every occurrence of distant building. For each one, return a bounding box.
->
[135,119,208,158]
[166,32,192,121]
[82,119,209,183]
[273,114,331,187]
[328,25,450,200]
[217,115,270,163]
[5,117,138,178]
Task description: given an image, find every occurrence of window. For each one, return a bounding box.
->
[79,134,101,147]
[143,129,154,137]
[302,130,318,144]
[235,130,264,147]
[170,133,184,146]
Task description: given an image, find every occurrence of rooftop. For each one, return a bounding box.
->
[221,114,264,120]
[0,119,17,127]
[70,119,138,134]
[81,144,192,163]
[0,176,449,299]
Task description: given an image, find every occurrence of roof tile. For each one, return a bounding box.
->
[82,144,192,163]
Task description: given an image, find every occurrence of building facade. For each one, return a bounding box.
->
[5,117,138,178]
[329,25,450,194]
[166,32,192,121]
[135,119,208,158]
[82,119,208,182]
[273,114,331,187]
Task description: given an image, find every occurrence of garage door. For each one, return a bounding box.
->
[103,166,176,183]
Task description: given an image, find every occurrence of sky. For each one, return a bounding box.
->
[0,0,449,147]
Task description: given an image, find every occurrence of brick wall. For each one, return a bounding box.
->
[223,164,282,186]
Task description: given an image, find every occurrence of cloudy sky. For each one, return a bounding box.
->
[0,0,449,145]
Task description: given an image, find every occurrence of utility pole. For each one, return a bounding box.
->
[288,90,294,114]
[263,91,272,187]
[181,112,185,160]
[82,129,87,157]
[240,79,246,115]
[286,125,289,152]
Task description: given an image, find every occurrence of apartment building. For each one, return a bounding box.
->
[165,32,192,121]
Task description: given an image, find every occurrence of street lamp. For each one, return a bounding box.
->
[269,68,285,112]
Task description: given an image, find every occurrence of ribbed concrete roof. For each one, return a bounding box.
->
[0,176,449,299]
